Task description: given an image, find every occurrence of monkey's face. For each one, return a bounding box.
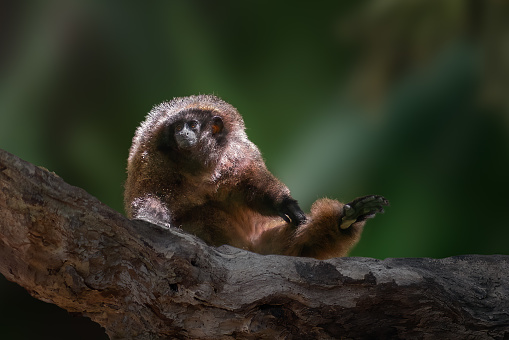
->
[156,110,227,170]
[171,114,224,151]
[174,120,200,149]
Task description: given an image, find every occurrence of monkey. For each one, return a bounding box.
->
[124,95,388,260]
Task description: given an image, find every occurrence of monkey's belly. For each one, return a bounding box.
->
[219,207,283,249]
[181,203,283,250]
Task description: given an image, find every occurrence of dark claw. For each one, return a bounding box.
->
[279,198,307,227]
[339,195,389,230]
[280,213,292,224]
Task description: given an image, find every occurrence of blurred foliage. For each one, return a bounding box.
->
[1,0,509,338]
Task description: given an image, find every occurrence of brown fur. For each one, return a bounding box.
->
[125,95,387,259]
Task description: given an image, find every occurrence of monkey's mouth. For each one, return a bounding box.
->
[178,141,197,150]
[176,137,197,149]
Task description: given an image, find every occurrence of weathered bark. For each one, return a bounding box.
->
[0,148,508,340]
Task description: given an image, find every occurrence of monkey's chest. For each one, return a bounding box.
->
[165,177,222,210]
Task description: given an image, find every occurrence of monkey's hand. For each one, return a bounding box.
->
[279,198,307,226]
[131,196,172,226]
[339,195,389,230]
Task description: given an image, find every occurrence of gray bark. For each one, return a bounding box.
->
[0,148,508,339]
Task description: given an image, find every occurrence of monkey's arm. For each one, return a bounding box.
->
[241,166,307,226]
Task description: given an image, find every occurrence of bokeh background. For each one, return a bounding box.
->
[1,1,509,339]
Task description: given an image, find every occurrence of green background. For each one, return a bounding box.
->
[1,1,508,339]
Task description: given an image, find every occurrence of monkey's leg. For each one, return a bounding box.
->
[339,195,389,230]
[283,196,388,259]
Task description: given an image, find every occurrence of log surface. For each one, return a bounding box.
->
[0,149,508,339]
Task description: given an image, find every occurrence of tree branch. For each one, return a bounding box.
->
[0,148,508,339]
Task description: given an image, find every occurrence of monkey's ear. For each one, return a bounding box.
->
[211,116,224,134]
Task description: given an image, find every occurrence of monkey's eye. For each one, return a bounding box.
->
[175,123,183,132]
[189,120,199,130]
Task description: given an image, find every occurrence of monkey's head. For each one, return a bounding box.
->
[128,95,248,174]
[171,114,223,150]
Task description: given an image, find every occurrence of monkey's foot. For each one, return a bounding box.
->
[339,195,389,230]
